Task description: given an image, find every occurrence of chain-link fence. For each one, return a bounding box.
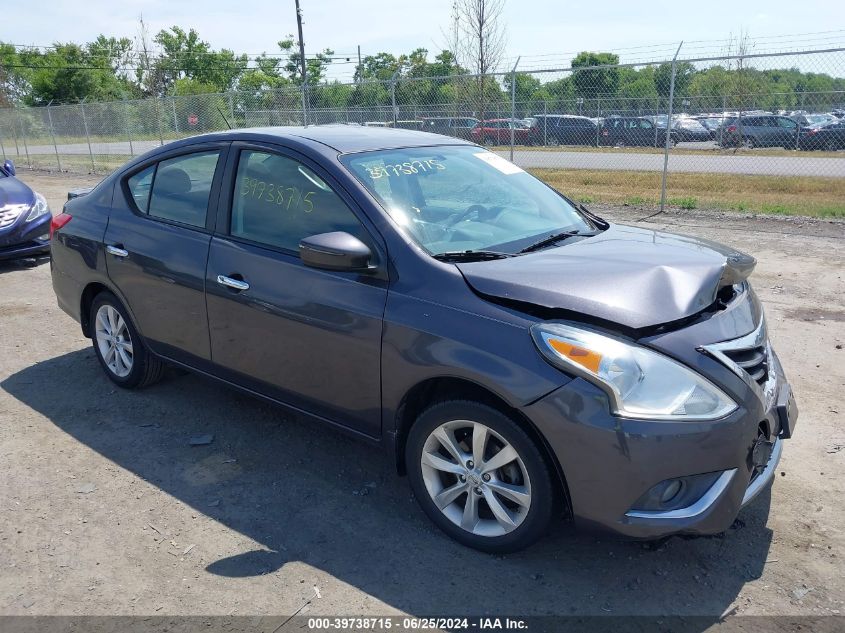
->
[2,47,844,216]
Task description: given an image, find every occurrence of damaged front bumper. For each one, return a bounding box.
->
[521,290,796,540]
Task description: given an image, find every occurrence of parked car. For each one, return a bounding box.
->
[50,126,796,553]
[720,115,802,149]
[0,159,52,261]
[671,118,712,142]
[528,115,599,146]
[696,117,726,140]
[470,119,532,145]
[797,120,845,151]
[420,117,479,140]
[600,116,676,147]
[790,113,839,128]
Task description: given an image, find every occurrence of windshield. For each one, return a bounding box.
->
[341,146,593,256]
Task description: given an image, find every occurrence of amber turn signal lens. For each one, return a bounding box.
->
[547,338,602,373]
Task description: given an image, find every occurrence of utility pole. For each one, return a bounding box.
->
[295,0,308,125]
[357,45,362,83]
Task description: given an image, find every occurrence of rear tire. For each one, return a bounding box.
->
[406,400,555,553]
[90,292,163,389]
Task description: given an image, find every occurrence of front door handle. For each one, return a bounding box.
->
[216,274,250,292]
[106,244,129,258]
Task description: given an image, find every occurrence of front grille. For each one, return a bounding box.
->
[723,345,769,386]
[0,208,22,228]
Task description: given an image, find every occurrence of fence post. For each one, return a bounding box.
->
[172,98,179,134]
[391,69,401,127]
[124,100,134,157]
[15,110,31,167]
[79,99,95,172]
[301,84,308,126]
[659,41,683,215]
[156,98,164,146]
[46,100,62,172]
[510,57,520,162]
[228,92,235,128]
[543,100,548,146]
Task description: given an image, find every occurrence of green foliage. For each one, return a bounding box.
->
[571,52,620,98]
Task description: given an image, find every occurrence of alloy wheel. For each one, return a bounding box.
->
[419,420,532,537]
[95,304,134,378]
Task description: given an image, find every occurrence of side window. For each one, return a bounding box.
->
[231,150,370,253]
[777,118,797,129]
[127,164,155,212]
[639,120,654,129]
[148,151,220,228]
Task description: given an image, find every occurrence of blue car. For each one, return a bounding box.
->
[0,159,52,261]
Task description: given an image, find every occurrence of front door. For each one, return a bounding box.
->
[205,144,388,437]
[104,144,227,362]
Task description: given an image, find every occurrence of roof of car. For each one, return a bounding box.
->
[212,124,472,153]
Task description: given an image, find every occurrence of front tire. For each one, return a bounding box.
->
[90,292,163,389]
[406,400,555,553]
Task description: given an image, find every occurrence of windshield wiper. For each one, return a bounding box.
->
[433,250,515,262]
[517,230,584,254]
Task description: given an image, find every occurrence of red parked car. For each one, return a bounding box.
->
[470,119,532,145]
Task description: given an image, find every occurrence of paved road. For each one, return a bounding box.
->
[10,139,845,177]
[502,149,845,177]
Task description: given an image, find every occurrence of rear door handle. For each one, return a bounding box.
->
[106,245,129,258]
[216,274,250,292]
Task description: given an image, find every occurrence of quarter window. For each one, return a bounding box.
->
[127,164,155,212]
[231,150,370,253]
[147,151,221,228]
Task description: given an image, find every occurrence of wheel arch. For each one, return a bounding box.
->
[393,376,572,517]
[80,281,141,340]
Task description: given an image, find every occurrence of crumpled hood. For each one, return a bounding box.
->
[457,224,756,330]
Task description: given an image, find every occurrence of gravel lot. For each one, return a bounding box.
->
[1,172,844,623]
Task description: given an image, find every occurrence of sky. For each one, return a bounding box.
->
[4,0,845,80]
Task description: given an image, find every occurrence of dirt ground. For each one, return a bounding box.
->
[1,171,844,624]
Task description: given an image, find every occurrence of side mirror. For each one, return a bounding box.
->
[299,231,375,273]
[3,159,15,176]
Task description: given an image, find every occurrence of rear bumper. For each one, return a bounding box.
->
[522,356,793,540]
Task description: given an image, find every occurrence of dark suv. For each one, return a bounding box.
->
[720,115,800,149]
[49,126,796,553]
[529,115,599,146]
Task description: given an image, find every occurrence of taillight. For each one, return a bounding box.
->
[726,125,737,133]
[50,213,72,239]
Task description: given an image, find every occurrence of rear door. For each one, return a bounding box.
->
[204,143,388,437]
[774,116,798,148]
[104,143,228,363]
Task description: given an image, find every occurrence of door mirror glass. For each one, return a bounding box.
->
[299,231,374,272]
[3,159,15,176]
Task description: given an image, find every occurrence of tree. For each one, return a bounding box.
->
[654,61,695,98]
[278,36,334,85]
[455,0,507,120]
[153,27,247,94]
[571,52,620,99]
